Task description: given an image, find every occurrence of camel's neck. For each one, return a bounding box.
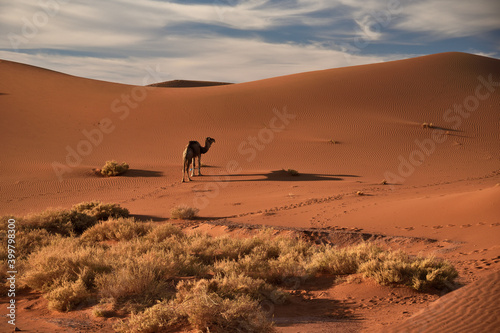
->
[200,143,211,154]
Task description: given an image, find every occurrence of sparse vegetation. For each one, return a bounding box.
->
[170,205,199,220]
[99,160,129,177]
[72,201,129,220]
[284,169,299,176]
[358,250,458,290]
[1,204,458,332]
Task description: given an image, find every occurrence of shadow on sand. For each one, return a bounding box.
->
[131,214,168,222]
[123,169,163,178]
[202,170,360,182]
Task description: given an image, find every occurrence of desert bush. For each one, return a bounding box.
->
[95,251,176,311]
[358,250,458,290]
[100,160,129,177]
[144,223,183,243]
[21,209,97,236]
[22,237,108,292]
[81,218,151,242]
[72,201,129,220]
[10,229,62,260]
[117,279,276,333]
[46,276,93,311]
[203,273,288,305]
[308,243,383,275]
[282,168,299,176]
[170,205,199,220]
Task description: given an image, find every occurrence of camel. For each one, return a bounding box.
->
[182,137,216,182]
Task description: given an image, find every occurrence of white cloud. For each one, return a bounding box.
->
[396,0,500,38]
[0,36,390,84]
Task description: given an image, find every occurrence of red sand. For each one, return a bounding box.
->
[0,52,499,332]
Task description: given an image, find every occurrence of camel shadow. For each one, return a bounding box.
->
[208,170,359,182]
[123,169,163,178]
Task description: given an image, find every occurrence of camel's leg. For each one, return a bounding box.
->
[186,159,192,181]
[198,155,202,176]
[182,160,186,182]
[191,157,196,177]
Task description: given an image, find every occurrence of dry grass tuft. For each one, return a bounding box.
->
[170,205,199,220]
[117,278,276,333]
[99,160,129,177]
[20,209,97,236]
[72,201,129,221]
[358,251,458,290]
[80,217,151,242]
[283,169,299,176]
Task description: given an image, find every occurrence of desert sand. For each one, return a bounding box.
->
[0,52,499,332]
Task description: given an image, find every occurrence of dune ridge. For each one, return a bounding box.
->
[384,269,500,333]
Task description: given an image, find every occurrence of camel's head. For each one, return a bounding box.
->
[206,137,216,145]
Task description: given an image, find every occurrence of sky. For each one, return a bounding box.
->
[1,0,499,85]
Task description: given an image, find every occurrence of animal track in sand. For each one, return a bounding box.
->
[230,194,343,218]
[473,256,500,270]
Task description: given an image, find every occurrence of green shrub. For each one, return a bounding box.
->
[100,160,129,177]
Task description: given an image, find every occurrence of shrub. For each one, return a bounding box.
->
[46,277,92,311]
[21,238,108,292]
[21,209,97,236]
[145,223,183,243]
[100,160,129,177]
[204,273,288,305]
[95,251,176,311]
[170,205,199,220]
[358,250,458,290]
[72,201,129,220]
[80,218,151,242]
[285,169,299,176]
[117,279,276,333]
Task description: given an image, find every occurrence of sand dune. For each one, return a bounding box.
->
[0,52,499,332]
[384,269,500,333]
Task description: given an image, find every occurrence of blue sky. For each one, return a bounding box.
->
[1,0,499,84]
